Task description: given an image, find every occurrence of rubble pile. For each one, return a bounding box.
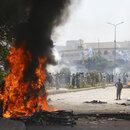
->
[78,113,130,120]
[10,110,76,126]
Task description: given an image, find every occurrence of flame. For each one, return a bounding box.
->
[0,41,56,118]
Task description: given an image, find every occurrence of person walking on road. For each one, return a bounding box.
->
[115,78,123,100]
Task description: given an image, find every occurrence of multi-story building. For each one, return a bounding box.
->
[55,39,130,72]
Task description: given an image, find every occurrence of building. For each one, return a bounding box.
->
[55,39,130,72]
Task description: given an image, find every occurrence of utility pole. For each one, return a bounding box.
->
[107,21,124,72]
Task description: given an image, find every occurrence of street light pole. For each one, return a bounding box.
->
[107,22,124,70]
[114,25,116,62]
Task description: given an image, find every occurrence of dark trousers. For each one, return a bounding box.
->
[117,88,122,99]
[76,81,80,88]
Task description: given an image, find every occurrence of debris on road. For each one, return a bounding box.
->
[77,113,130,120]
[83,100,107,104]
[10,110,76,127]
[116,103,130,106]
[85,116,97,121]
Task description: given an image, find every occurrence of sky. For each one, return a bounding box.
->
[53,0,130,45]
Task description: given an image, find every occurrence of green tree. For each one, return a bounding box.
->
[60,67,71,74]
[86,55,108,72]
[86,55,117,72]
[89,70,99,86]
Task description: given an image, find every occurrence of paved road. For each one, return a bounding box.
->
[2,87,130,130]
[27,120,130,130]
[48,87,130,113]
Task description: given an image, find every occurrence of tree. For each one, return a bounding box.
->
[86,55,108,72]
[60,67,71,74]
[0,43,10,83]
[89,70,99,86]
[86,55,117,72]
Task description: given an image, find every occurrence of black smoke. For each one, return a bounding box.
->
[0,0,71,81]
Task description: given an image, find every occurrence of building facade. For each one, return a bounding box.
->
[55,39,130,72]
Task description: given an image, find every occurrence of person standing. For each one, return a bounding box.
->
[72,74,76,87]
[76,73,80,88]
[102,76,106,88]
[56,73,60,90]
[115,78,123,100]
[114,73,118,83]
[123,73,127,85]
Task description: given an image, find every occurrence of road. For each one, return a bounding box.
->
[2,86,130,130]
[48,86,130,113]
[27,119,130,130]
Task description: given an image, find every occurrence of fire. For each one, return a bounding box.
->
[0,41,55,118]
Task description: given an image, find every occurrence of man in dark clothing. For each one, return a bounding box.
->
[72,74,76,87]
[115,79,123,100]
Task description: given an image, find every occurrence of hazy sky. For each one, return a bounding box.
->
[53,0,130,45]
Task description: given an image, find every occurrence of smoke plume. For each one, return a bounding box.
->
[0,0,71,80]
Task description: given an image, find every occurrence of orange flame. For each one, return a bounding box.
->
[0,41,56,118]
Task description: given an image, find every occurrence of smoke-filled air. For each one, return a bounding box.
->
[0,0,71,118]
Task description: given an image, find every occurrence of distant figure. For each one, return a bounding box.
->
[123,73,127,85]
[118,73,122,81]
[114,73,118,83]
[110,73,114,83]
[72,74,76,87]
[123,73,128,85]
[102,76,106,88]
[115,79,123,100]
[76,73,80,88]
[56,74,60,90]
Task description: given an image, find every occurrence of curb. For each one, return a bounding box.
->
[48,85,114,95]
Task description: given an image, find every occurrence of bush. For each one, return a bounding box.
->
[89,70,99,86]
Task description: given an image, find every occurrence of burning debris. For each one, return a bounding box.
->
[11,110,76,126]
[0,0,71,118]
[0,42,56,118]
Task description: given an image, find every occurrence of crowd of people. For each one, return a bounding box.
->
[45,72,129,90]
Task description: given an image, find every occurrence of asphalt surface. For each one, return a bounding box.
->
[26,119,130,130]
[2,86,130,130]
[48,86,130,114]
